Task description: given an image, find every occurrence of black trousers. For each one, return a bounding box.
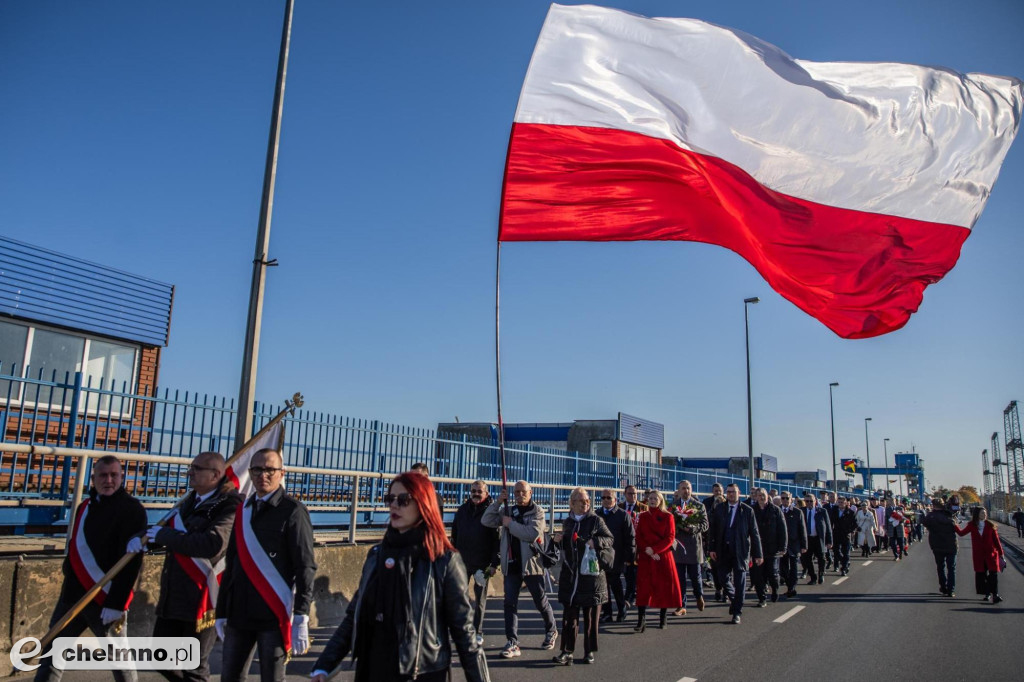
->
[779,551,800,590]
[560,604,598,654]
[716,557,748,616]
[220,624,285,682]
[503,570,556,642]
[34,597,137,682]
[802,537,826,579]
[751,556,780,600]
[834,537,851,572]
[464,565,490,636]
[152,617,218,682]
[623,564,637,603]
[1015,520,1023,538]
[675,562,703,609]
[975,570,999,596]
[891,536,906,558]
[601,568,626,617]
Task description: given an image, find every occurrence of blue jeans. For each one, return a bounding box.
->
[220,624,285,682]
[503,569,556,643]
[933,551,957,593]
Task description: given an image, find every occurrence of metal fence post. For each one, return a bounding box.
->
[59,372,84,500]
[368,420,382,515]
[525,444,532,482]
[65,452,90,554]
[549,487,556,534]
[348,474,360,544]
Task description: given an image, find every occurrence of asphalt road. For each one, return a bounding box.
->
[15,524,1024,681]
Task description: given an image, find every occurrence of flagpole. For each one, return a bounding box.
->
[32,394,302,658]
[495,241,509,509]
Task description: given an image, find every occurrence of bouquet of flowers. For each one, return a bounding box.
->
[669,498,706,535]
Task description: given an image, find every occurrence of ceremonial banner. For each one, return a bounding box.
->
[499,4,1022,338]
[224,421,284,498]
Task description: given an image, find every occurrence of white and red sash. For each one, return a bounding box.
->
[67,498,133,608]
[169,510,224,631]
[234,499,294,653]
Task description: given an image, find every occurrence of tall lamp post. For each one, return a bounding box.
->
[864,417,873,494]
[829,382,840,493]
[883,437,890,495]
[744,296,760,493]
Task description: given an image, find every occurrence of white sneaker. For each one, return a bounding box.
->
[475,634,484,646]
[501,640,521,658]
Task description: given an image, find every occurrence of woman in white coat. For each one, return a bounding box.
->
[855,502,877,557]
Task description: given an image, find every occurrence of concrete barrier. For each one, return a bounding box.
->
[1,543,506,676]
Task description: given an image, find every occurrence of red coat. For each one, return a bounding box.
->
[635,507,682,608]
[955,521,1004,572]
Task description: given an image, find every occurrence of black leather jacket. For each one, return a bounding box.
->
[313,545,489,681]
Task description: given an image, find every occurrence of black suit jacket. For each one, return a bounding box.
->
[833,508,858,540]
[597,505,636,570]
[152,487,243,622]
[804,506,833,546]
[711,501,763,568]
[779,506,808,555]
[753,502,788,558]
[216,486,317,628]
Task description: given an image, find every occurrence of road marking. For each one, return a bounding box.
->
[863,560,873,566]
[676,678,698,682]
[834,577,848,585]
[773,605,805,623]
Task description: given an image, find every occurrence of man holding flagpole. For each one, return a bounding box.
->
[130,451,242,682]
[35,454,147,682]
[216,448,316,682]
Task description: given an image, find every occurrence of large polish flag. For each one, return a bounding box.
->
[499,4,1023,338]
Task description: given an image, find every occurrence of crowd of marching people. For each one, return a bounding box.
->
[40,451,1010,682]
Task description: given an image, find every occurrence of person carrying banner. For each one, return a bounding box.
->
[215,448,316,682]
[35,454,147,682]
[130,451,242,682]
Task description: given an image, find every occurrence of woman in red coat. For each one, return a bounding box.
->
[634,490,682,631]
[954,507,1005,604]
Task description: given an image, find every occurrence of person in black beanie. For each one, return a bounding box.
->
[311,472,489,682]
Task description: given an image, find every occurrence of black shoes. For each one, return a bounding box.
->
[992,595,1003,604]
[616,611,626,623]
[756,599,767,608]
[817,576,824,584]
[552,652,573,666]
[633,616,646,633]
[583,652,595,664]
[714,589,723,601]
[785,589,798,598]
[731,614,741,624]
[659,611,667,629]
[770,591,779,603]
[806,577,817,585]
[599,613,612,623]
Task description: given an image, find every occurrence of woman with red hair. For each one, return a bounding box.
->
[311,472,489,682]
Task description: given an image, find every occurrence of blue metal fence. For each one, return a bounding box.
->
[0,369,816,528]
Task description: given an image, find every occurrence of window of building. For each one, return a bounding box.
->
[590,440,613,459]
[0,317,139,415]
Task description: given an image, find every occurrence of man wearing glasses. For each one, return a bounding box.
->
[777,491,807,598]
[131,451,242,682]
[216,449,316,682]
[451,480,500,644]
[618,484,647,606]
[597,488,635,622]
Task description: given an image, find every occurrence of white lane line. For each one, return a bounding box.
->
[676,678,698,682]
[834,577,849,585]
[773,605,805,623]
[863,560,873,566]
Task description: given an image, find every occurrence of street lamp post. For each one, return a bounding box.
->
[829,382,839,494]
[883,437,890,495]
[864,417,873,494]
[744,297,759,494]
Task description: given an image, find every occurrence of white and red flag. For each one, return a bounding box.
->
[499,4,1022,338]
[224,420,285,498]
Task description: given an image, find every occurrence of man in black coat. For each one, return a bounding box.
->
[132,451,242,682]
[1012,506,1024,538]
[777,491,807,598]
[709,484,763,624]
[451,480,500,642]
[597,488,635,622]
[216,449,316,682]
[35,455,147,682]
[921,497,959,596]
[830,497,859,576]
[751,489,787,605]
[800,492,833,584]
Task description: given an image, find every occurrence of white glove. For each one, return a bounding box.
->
[100,608,125,626]
[291,614,310,655]
[126,537,143,553]
[215,618,227,641]
[473,569,486,587]
[146,526,161,543]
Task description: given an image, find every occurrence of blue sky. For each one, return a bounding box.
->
[2,1,1023,491]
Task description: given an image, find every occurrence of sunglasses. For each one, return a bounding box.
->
[249,466,283,477]
[384,492,415,507]
[601,496,613,500]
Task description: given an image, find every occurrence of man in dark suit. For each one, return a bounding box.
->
[830,497,858,575]
[451,480,500,644]
[751,488,787,605]
[618,484,647,605]
[822,492,838,569]
[800,492,833,584]
[709,484,763,624]
[777,491,807,598]
[136,451,242,682]
[702,482,725,600]
[598,489,635,622]
[216,449,316,682]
